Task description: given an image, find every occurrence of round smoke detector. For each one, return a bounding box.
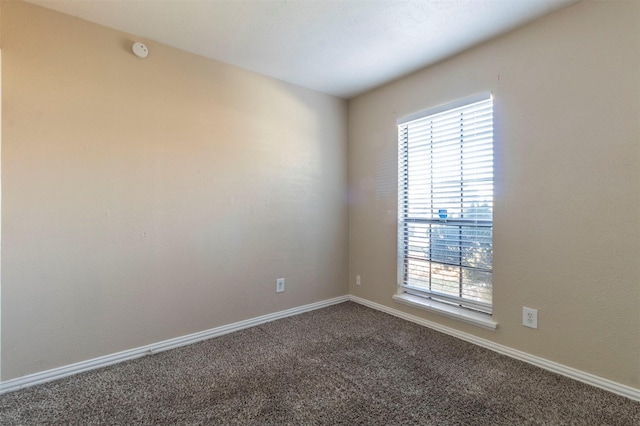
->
[132,42,149,58]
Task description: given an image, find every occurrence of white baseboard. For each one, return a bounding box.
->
[0,295,349,395]
[349,295,639,402]
[2,294,637,402]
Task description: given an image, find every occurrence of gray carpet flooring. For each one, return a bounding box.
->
[0,302,638,425]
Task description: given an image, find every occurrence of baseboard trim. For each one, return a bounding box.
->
[349,295,639,402]
[0,295,350,395]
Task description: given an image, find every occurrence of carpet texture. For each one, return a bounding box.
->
[0,302,638,425]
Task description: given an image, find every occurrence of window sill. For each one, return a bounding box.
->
[392,293,498,331]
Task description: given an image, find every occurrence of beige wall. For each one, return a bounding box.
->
[349,0,640,388]
[1,1,348,380]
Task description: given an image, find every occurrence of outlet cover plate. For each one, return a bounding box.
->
[276,278,285,293]
[523,307,538,329]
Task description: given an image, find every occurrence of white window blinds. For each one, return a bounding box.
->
[398,94,493,314]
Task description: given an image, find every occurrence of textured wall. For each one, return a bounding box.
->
[349,0,640,388]
[1,1,348,380]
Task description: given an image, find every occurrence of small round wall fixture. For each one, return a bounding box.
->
[132,42,149,58]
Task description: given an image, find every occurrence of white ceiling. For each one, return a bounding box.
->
[25,0,580,99]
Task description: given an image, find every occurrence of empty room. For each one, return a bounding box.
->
[0,0,638,423]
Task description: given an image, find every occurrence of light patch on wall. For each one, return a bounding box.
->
[376,139,397,225]
[375,147,395,201]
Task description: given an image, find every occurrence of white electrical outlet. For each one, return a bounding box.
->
[276,278,285,293]
[523,307,538,329]
[356,275,361,286]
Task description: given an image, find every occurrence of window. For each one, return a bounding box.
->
[397,94,493,315]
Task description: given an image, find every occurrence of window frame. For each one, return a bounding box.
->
[396,93,494,320]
